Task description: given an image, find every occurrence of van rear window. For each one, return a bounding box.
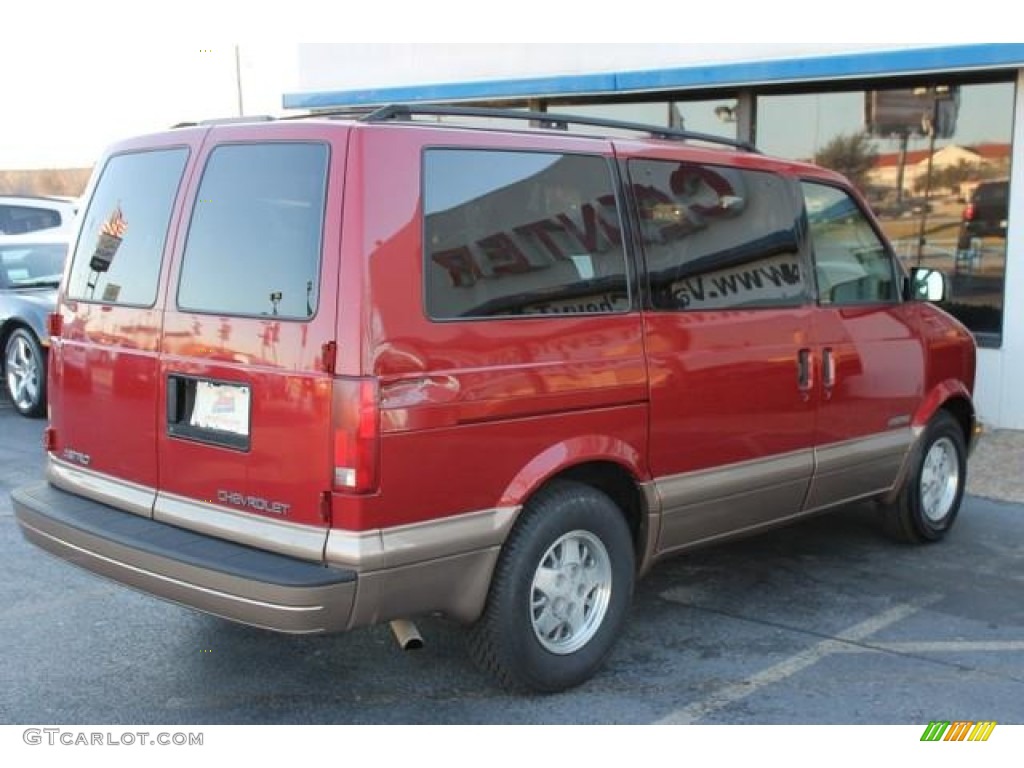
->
[177,143,328,319]
[67,148,188,306]
[423,149,629,319]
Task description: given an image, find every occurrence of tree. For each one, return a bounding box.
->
[915,160,974,196]
[813,132,879,192]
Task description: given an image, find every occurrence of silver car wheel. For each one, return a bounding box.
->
[530,530,612,655]
[5,332,41,413]
[920,436,960,523]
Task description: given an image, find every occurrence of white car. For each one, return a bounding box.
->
[0,195,77,236]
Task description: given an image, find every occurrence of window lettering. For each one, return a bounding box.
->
[630,159,806,311]
[424,150,628,319]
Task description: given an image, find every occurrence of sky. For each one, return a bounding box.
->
[1,10,1017,172]
[2,43,296,169]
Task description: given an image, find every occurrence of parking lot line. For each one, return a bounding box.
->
[850,640,1024,653]
[655,596,941,725]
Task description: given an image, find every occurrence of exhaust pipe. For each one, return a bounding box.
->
[389,619,424,650]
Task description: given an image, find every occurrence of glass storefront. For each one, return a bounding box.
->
[558,78,1015,346]
[557,99,740,140]
[758,81,1015,345]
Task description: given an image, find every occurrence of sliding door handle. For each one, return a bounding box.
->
[822,347,836,390]
[797,348,813,393]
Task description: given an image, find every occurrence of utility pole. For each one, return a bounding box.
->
[234,45,244,117]
[915,86,954,265]
[895,131,909,206]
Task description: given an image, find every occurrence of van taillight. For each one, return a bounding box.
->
[332,377,380,494]
[963,203,976,221]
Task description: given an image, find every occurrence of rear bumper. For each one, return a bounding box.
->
[12,482,358,634]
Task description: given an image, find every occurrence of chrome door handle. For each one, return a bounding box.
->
[823,347,836,390]
[797,348,813,393]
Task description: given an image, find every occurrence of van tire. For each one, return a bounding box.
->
[468,480,635,693]
[883,411,966,544]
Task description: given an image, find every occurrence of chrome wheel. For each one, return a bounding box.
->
[920,436,960,523]
[469,480,634,691]
[5,331,42,414]
[882,411,966,544]
[530,530,612,655]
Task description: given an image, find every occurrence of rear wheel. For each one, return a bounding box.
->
[4,328,47,418]
[883,411,966,543]
[468,480,635,692]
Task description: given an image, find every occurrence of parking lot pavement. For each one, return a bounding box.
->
[969,428,1024,504]
[2,403,1023,724]
[0,398,44,514]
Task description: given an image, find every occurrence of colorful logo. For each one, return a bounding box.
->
[921,721,996,742]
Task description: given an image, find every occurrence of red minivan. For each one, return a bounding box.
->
[12,106,978,692]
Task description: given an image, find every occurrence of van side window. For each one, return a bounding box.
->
[178,143,328,319]
[423,149,629,319]
[66,149,188,306]
[801,182,898,305]
[629,160,807,310]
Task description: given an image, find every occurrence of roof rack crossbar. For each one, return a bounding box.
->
[361,104,757,152]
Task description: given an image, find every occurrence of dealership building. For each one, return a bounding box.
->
[284,44,1024,429]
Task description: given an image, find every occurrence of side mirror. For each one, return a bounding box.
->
[908,267,947,302]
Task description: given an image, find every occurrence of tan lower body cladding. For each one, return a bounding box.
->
[652,430,915,557]
[27,457,518,629]
[25,432,913,634]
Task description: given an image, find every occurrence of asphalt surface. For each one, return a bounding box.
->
[2,398,1023,724]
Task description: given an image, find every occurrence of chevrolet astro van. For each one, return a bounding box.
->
[12,106,978,692]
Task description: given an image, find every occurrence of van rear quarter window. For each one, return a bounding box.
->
[423,149,628,319]
[177,143,328,319]
[629,160,807,311]
[67,148,188,305]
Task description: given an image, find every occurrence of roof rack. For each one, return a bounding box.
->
[171,108,373,128]
[293,106,380,121]
[361,104,758,153]
[172,115,276,129]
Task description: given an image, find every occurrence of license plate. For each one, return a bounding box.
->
[190,381,251,436]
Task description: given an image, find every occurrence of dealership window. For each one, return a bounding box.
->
[628,159,807,310]
[554,99,741,141]
[757,80,1015,345]
[423,149,628,319]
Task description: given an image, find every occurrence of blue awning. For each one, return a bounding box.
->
[284,44,1024,110]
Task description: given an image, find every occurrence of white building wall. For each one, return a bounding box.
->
[985,68,1024,429]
